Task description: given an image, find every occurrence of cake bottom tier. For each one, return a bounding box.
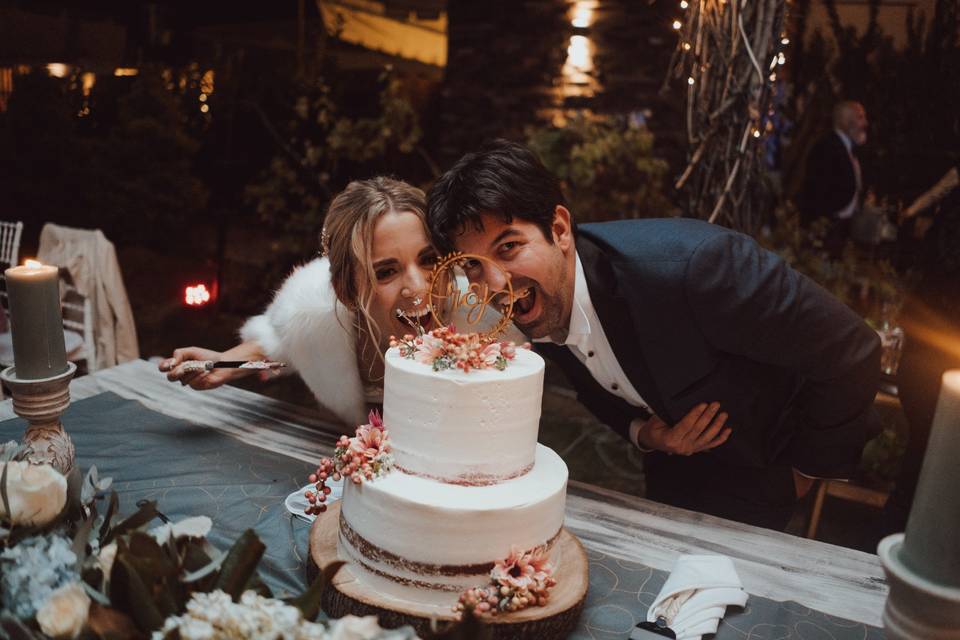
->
[337,444,568,612]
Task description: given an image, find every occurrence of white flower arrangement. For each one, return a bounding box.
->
[153,590,419,640]
[0,442,428,640]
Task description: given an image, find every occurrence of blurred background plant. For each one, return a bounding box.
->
[526,114,677,222]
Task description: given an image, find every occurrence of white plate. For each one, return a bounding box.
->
[284,478,345,523]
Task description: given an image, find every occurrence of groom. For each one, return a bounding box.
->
[427,139,880,530]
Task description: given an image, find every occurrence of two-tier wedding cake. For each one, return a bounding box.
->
[337,335,568,613]
[308,326,585,633]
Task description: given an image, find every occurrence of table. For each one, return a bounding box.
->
[0,360,889,633]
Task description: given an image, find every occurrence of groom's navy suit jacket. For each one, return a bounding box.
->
[537,219,880,521]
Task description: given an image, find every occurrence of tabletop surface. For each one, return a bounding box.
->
[0,359,889,627]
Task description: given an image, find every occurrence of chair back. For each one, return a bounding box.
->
[0,220,24,318]
[0,221,23,268]
[60,272,97,373]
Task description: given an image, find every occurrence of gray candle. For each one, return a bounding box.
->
[901,370,960,588]
[5,261,68,380]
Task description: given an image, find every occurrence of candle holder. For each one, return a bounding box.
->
[878,370,960,639]
[878,534,960,639]
[0,362,77,474]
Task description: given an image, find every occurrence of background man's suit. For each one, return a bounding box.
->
[537,219,880,529]
[799,131,860,226]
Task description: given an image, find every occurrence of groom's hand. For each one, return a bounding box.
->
[633,402,731,456]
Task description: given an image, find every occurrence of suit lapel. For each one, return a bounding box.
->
[575,236,668,419]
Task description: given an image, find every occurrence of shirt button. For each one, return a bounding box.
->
[587,351,595,357]
[611,383,619,391]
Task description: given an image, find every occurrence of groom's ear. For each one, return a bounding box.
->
[552,205,574,252]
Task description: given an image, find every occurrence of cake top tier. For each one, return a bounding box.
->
[383,329,544,485]
[389,326,529,375]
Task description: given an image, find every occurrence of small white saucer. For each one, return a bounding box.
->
[284,478,345,523]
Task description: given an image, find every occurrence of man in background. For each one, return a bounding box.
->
[799,101,868,254]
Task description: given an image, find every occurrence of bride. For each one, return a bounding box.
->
[159,177,447,428]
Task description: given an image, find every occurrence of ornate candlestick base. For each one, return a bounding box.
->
[878,533,960,639]
[0,362,77,474]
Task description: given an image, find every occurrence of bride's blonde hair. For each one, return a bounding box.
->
[323,177,428,375]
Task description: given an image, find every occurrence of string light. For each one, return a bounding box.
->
[200,104,209,113]
[680,0,689,8]
[781,37,790,45]
[687,76,695,85]
[769,72,777,82]
[752,129,761,138]
[683,42,692,51]
[777,52,786,65]
[672,19,683,30]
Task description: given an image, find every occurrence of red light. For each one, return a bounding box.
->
[185,284,211,306]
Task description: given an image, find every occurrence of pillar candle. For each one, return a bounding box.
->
[901,370,960,588]
[4,261,68,380]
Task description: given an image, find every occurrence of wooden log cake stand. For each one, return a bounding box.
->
[309,502,588,639]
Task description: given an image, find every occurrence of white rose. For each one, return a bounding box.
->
[149,515,212,544]
[36,582,90,639]
[328,615,386,640]
[0,461,67,527]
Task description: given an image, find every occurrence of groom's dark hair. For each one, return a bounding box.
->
[427,139,568,253]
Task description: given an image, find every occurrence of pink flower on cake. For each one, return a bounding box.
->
[350,424,389,462]
[491,546,553,592]
[414,333,446,365]
[395,325,524,373]
[456,545,556,617]
[304,413,394,516]
[480,342,502,367]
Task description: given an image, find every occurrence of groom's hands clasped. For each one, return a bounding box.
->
[633,402,731,456]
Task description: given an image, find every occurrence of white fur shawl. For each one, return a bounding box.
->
[240,258,367,428]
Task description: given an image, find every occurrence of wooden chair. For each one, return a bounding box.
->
[59,270,96,374]
[805,389,899,539]
[0,220,24,317]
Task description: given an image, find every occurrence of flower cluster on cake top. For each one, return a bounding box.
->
[389,325,529,373]
[454,545,556,617]
[304,410,393,516]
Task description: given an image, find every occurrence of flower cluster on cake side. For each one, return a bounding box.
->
[389,325,529,373]
[305,410,393,516]
[455,545,557,617]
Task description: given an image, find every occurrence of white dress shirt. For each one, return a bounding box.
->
[834,129,862,220]
[536,253,652,448]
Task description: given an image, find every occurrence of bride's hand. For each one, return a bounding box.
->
[635,402,731,456]
[159,346,237,390]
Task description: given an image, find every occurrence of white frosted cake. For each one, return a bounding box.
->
[335,336,568,613]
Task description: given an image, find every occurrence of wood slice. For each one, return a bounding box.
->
[309,502,588,639]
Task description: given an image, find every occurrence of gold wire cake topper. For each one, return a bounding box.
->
[427,252,514,342]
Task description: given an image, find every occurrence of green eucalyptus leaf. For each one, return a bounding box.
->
[288,560,344,620]
[81,580,112,607]
[0,462,10,525]
[181,549,225,583]
[110,554,166,633]
[98,490,120,545]
[126,532,178,580]
[212,529,265,601]
[0,441,25,463]
[64,465,85,522]
[72,509,96,566]
[104,500,160,544]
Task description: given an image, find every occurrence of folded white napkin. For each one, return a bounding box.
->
[645,555,748,640]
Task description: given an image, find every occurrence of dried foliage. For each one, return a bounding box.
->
[664,0,788,233]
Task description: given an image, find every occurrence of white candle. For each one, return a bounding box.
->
[4,260,68,380]
[901,369,960,588]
